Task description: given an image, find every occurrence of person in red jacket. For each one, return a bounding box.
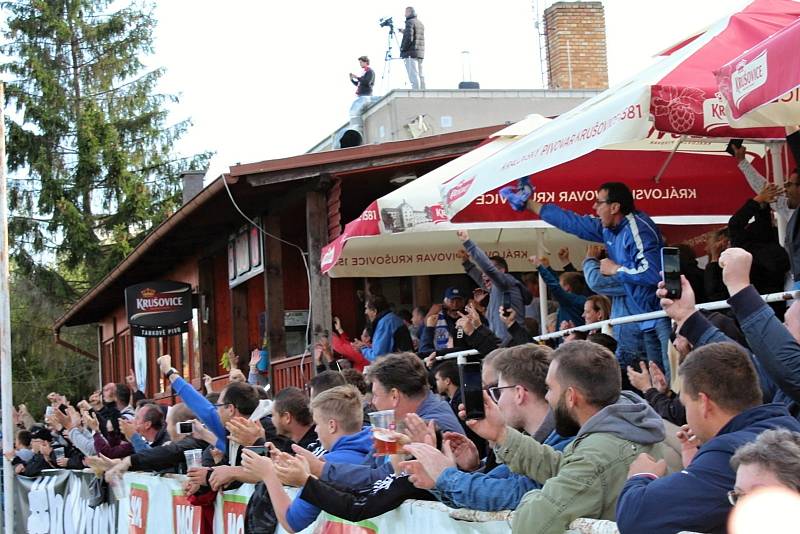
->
[324,317,371,373]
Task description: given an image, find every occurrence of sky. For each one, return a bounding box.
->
[145,0,751,179]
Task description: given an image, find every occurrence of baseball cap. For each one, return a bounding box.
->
[30,426,53,442]
[443,287,465,300]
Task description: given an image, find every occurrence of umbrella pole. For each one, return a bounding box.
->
[537,230,548,336]
[653,135,686,184]
[769,141,787,246]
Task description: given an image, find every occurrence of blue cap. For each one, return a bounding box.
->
[444,287,465,300]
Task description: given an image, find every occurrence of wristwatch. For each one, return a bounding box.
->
[165,367,178,379]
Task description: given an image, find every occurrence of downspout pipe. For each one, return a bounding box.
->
[54,327,99,361]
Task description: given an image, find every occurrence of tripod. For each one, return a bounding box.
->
[381,24,402,81]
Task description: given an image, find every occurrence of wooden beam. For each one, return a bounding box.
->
[262,215,287,360]
[230,285,249,363]
[306,189,333,345]
[412,276,432,308]
[197,257,217,378]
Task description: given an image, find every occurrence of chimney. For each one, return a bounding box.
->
[543,1,609,90]
[180,171,205,205]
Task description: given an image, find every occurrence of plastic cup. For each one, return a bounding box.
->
[108,472,128,500]
[368,410,397,456]
[183,448,203,469]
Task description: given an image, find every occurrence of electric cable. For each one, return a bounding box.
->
[221,175,314,385]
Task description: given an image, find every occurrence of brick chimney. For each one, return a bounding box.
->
[544,1,609,90]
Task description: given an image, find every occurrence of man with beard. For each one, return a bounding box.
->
[352,294,413,361]
[402,344,573,511]
[460,340,667,534]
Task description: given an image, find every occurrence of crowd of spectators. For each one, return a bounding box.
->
[8,171,800,534]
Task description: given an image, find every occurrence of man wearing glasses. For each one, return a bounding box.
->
[405,344,573,512]
[525,182,672,381]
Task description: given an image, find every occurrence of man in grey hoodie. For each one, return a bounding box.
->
[463,340,667,534]
[457,230,532,344]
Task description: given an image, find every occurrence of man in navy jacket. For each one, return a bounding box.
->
[616,341,800,534]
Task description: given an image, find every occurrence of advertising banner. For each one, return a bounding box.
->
[124,280,193,337]
[14,469,117,534]
[716,18,800,122]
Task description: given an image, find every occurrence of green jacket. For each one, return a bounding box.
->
[495,392,667,534]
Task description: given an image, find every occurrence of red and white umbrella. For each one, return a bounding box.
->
[715,16,800,123]
[441,0,800,220]
[321,119,767,277]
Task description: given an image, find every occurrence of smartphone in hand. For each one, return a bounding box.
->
[661,247,682,299]
[458,355,485,420]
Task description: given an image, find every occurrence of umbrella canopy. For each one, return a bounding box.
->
[440,0,800,219]
[321,125,766,277]
[715,16,800,123]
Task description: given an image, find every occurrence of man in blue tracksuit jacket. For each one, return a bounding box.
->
[525,181,671,379]
[582,250,647,378]
[615,341,800,534]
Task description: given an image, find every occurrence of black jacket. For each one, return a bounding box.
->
[300,474,436,522]
[400,15,425,58]
[729,198,790,296]
[351,67,374,96]
[643,388,686,426]
[129,436,209,473]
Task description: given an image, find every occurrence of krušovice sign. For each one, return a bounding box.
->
[125,281,193,337]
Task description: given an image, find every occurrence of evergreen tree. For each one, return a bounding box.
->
[2,0,211,285]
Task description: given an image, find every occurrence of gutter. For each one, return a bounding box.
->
[54,327,98,361]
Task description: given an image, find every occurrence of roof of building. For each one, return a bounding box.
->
[53,124,503,330]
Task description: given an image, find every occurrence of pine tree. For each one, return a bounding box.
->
[2,0,210,285]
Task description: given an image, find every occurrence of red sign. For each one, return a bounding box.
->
[222,496,247,534]
[172,492,201,534]
[129,484,149,534]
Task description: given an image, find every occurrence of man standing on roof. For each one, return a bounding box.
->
[525,182,672,380]
[398,6,425,90]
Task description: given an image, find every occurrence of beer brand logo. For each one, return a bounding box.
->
[732,50,768,107]
[445,176,475,206]
[132,289,186,320]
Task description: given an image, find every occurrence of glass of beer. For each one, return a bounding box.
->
[368,410,398,455]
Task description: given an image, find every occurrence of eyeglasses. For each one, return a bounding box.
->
[786,181,800,188]
[727,489,745,506]
[488,385,518,403]
[212,402,232,408]
[593,199,615,207]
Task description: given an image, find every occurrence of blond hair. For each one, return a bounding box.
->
[310,385,363,434]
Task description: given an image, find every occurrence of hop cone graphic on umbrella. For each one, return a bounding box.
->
[653,87,706,133]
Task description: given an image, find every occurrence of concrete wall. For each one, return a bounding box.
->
[361,89,597,144]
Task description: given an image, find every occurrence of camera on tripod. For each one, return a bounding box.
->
[379,16,394,30]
